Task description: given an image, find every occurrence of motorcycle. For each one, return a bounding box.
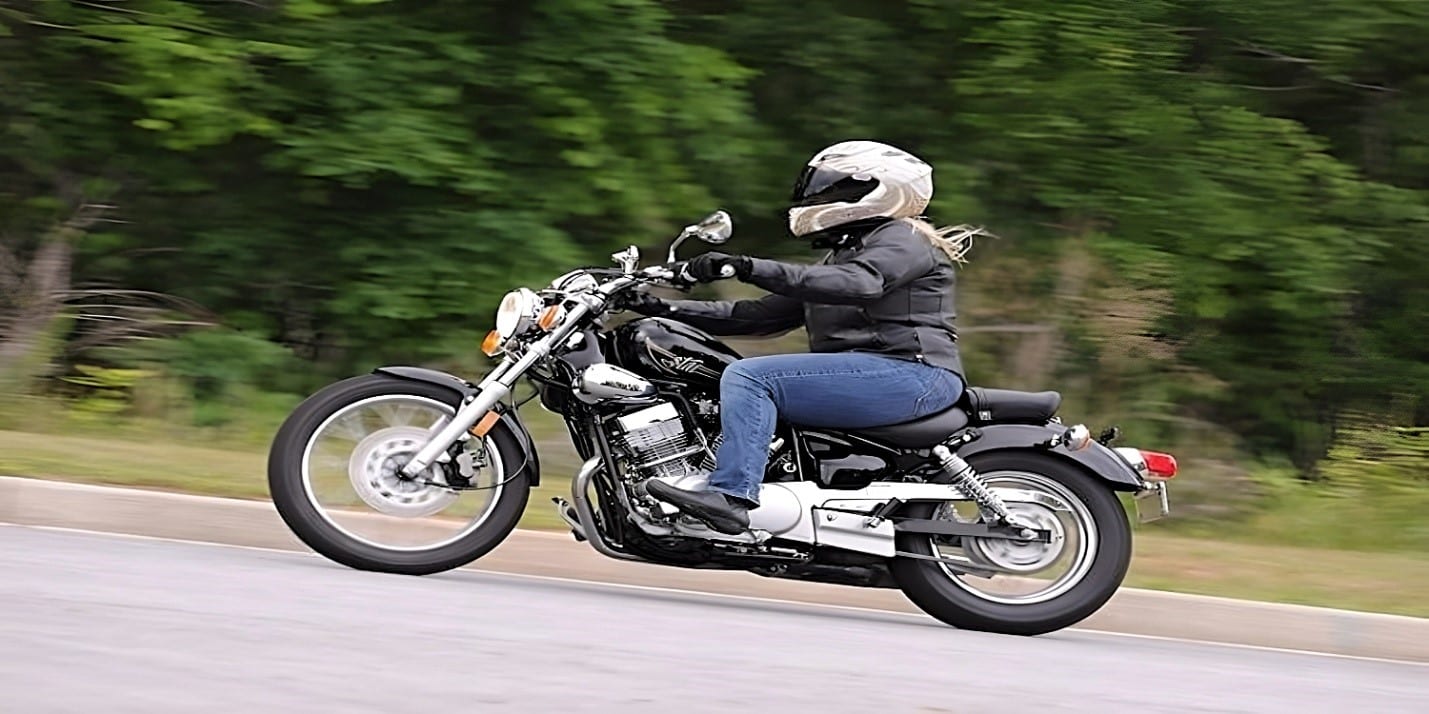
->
[267,210,1177,636]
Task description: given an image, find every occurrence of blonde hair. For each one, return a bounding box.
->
[901,217,992,265]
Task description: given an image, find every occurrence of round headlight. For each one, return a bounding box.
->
[494,288,538,339]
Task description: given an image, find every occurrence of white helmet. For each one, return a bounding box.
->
[787,140,934,238]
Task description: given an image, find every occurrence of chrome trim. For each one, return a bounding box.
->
[574,363,658,404]
[631,445,706,469]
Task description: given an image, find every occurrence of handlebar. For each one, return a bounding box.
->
[644,262,735,285]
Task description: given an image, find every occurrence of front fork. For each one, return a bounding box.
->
[400,300,594,478]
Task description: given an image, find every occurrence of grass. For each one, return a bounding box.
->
[2,427,1426,618]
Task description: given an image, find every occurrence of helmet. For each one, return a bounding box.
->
[787,140,934,238]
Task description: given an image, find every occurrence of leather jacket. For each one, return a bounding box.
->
[662,218,964,376]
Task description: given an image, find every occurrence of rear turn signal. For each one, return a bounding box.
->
[1138,450,1178,480]
[481,329,503,356]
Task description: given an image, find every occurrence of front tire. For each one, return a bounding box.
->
[890,451,1131,635]
[268,374,531,575]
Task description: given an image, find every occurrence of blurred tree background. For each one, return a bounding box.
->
[2,1,1425,543]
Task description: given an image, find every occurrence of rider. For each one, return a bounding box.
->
[631,140,979,534]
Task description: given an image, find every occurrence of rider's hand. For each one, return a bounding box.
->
[685,252,752,283]
[619,291,673,316]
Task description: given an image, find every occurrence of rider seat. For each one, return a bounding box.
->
[847,387,1062,448]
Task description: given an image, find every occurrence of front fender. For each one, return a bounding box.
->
[959,423,1143,491]
[373,366,541,486]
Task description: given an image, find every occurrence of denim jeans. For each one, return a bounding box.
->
[706,353,965,506]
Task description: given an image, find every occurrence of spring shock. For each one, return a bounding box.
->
[931,444,1020,527]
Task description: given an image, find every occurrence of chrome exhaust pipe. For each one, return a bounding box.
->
[570,457,644,562]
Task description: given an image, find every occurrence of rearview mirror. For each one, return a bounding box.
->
[692,210,733,244]
[668,210,734,263]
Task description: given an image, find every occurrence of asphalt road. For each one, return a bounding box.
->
[1,526,1423,714]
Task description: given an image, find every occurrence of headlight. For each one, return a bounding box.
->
[494,288,538,340]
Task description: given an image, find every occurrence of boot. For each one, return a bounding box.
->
[645,480,750,535]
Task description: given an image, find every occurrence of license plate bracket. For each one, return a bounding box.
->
[1133,482,1170,523]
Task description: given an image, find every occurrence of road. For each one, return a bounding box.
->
[1,526,1423,713]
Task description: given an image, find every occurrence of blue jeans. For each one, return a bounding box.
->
[706,353,965,505]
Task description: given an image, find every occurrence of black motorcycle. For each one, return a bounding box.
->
[267,211,1177,635]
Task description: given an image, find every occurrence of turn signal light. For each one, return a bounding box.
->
[470,410,500,437]
[1138,450,1178,480]
[481,329,503,356]
[537,304,563,331]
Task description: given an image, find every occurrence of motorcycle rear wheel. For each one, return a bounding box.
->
[268,374,530,575]
[890,451,1131,635]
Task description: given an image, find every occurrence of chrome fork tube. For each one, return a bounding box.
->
[400,302,592,477]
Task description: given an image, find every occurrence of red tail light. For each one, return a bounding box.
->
[1138,450,1178,479]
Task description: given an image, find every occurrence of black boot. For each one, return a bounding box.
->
[645,480,751,535]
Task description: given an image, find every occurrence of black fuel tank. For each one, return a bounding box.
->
[611,317,742,388]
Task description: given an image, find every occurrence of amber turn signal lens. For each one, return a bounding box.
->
[481,329,503,356]
[537,304,563,331]
[469,410,501,437]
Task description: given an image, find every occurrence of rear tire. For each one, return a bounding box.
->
[267,374,530,575]
[890,451,1131,635]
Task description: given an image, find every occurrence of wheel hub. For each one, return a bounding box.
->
[348,426,459,517]
[966,503,1066,573]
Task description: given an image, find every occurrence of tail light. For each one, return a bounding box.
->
[1138,450,1178,480]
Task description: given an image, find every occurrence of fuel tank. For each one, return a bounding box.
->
[611,317,742,389]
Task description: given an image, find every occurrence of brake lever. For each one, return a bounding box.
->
[664,262,735,285]
[640,264,696,289]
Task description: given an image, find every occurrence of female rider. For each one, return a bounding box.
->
[631,140,981,535]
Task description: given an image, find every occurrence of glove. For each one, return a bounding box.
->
[684,252,752,283]
[619,291,673,316]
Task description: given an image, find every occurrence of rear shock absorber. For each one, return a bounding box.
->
[931,444,1014,524]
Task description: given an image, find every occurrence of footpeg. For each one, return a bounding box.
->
[552,497,586,542]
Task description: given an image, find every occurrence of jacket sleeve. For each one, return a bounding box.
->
[742,224,936,305]
[661,293,805,337]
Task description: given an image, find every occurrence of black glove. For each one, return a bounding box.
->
[619,291,673,316]
[684,252,752,283]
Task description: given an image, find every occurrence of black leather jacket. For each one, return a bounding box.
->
[663,219,964,376]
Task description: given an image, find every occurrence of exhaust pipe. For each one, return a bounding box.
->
[569,457,644,562]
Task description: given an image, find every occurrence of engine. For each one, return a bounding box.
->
[610,402,713,482]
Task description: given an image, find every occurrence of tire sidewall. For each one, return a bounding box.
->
[890,450,1132,635]
[267,374,531,575]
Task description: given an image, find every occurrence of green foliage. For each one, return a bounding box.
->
[2,0,1425,478]
[58,364,152,419]
[1220,423,1429,553]
[129,329,298,400]
[1319,422,1429,495]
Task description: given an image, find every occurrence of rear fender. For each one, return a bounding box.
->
[373,366,541,486]
[958,423,1143,492]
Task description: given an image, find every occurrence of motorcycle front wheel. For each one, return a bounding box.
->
[267,374,530,575]
[890,451,1132,636]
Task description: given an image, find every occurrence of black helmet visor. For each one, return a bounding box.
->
[790,165,879,207]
